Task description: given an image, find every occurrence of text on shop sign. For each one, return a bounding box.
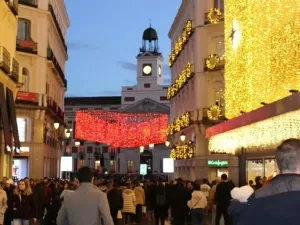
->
[207,160,229,167]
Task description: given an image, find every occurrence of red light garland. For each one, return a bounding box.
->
[75,111,168,148]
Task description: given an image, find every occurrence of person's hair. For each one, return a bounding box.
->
[255,176,261,184]
[221,174,228,181]
[276,138,300,173]
[193,183,200,191]
[14,179,32,196]
[77,166,94,183]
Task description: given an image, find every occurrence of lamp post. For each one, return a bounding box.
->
[165,141,170,147]
[54,122,60,130]
[149,143,154,150]
[180,132,186,142]
[74,141,80,147]
[140,146,145,153]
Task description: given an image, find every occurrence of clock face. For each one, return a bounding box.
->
[158,66,162,76]
[143,65,152,75]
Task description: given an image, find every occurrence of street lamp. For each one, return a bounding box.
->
[180,132,186,142]
[149,143,154,149]
[65,131,71,138]
[74,141,80,147]
[139,146,144,153]
[165,141,170,147]
[54,122,60,130]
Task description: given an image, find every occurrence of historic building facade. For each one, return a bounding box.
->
[65,27,171,175]
[167,0,238,183]
[14,0,70,179]
[0,0,22,178]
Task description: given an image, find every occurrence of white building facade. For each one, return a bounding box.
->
[168,0,238,184]
[64,27,171,176]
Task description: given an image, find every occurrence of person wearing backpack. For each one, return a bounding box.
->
[154,182,168,225]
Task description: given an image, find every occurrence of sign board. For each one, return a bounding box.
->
[163,158,174,173]
[207,160,229,167]
[140,164,147,175]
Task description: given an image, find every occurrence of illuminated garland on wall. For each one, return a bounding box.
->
[205,54,224,71]
[168,20,193,67]
[224,0,300,119]
[208,110,300,153]
[206,8,223,24]
[170,141,195,160]
[207,105,222,121]
[167,63,193,99]
[167,112,190,136]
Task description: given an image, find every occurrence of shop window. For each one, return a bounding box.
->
[17,118,29,142]
[102,146,109,153]
[247,159,263,183]
[95,160,100,170]
[264,159,276,178]
[124,97,135,102]
[87,146,93,153]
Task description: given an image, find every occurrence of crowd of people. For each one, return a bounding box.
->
[0,138,300,225]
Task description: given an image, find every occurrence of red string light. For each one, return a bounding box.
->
[75,111,168,148]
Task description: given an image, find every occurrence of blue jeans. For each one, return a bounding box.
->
[13,219,30,225]
[190,208,203,225]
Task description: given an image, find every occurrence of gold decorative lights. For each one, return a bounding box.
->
[208,110,300,154]
[207,105,222,121]
[168,20,193,67]
[167,112,190,136]
[167,63,193,99]
[206,8,223,24]
[170,141,195,160]
[205,54,224,71]
[224,0,300,119]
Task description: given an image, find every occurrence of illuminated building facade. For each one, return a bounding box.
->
[15,0,70,179]
[208,0,300,185]
[168,0,238,183]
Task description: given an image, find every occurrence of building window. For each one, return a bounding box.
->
[127,160,134,173]
[110,107,118,110]
[79,108,88,110]
[65,108,73,111]
[124,97,135,102]
[17,118,26,142]
[144,83,151,88]
[17,19,31,41]
[160,96,168,101]
[127,88,133,90]
[94,107,103,110]
[87,146,93,153]
[102,146,109,153]
[214,0,224,12]
[20,68,30,92]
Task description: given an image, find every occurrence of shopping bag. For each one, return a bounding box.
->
[117,210,122,219]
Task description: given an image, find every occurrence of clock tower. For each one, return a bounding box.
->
[136,26,163,88]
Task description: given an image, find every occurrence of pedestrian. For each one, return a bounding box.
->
[56,166,114,225]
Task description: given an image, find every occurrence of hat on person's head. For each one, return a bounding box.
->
[5,179,13,185]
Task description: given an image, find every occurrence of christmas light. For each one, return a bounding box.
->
[208,110,300,153]
[206,8,223,24]
[167,112,190,135]
[169,141,195,160]
[168,20,193,67]
[167,63,193,99]
[75,111,168,148]
[224,0,300,119]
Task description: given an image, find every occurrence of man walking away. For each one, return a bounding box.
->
[214,174,234,225]
[235,139,300,225]
[57,166,114,225]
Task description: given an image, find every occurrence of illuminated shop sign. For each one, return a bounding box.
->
[207,160,229,167]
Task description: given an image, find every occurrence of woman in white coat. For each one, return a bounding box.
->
[0,187,8,225]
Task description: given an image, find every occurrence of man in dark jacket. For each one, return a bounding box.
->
[235,138,300,225]
[214,174,234,225]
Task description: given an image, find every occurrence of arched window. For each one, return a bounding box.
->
[17,19,31,41]
[20,67,30,92]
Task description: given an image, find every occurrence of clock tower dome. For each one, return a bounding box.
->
[136,25,163,88]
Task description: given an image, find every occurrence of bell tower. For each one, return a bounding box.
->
[136,25,163,88]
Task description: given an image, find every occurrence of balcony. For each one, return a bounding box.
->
[48,4,68,53]
[5,0,18,15]
[204,8,224,25]
[10,58,19,82]
[47,48,67,88]
[16,39,38,54]
[47,96,64,122]
[19,0,37,7]
[0,46,11,74]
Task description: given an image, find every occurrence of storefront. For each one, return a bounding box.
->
[207,158,238,183]
[247,158,276,182]
[12,157,29,181]
[207,93,300,185]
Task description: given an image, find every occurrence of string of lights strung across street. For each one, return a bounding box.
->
[75,110,168,148]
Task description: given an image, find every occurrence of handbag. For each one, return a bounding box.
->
[117,210,122,219]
